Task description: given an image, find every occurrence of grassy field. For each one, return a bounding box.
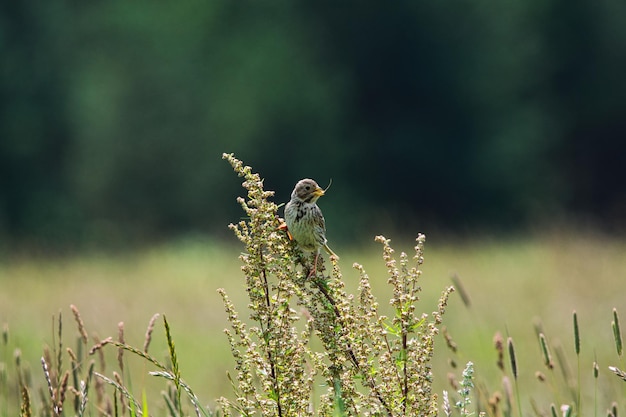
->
[1,232,625,415]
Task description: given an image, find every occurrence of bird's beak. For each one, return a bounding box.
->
[313,187,325,198]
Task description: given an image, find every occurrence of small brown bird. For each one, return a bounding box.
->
[284,179,338,274]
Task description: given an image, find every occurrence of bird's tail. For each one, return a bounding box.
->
[323,243,339,259]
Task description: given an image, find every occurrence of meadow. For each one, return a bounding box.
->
[1,230,625,416]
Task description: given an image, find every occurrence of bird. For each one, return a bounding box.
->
[283,178,338,275]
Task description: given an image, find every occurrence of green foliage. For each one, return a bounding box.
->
[2,1,626,247]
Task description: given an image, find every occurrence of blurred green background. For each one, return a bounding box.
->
[2,2,626,413]
[2,0,626,251]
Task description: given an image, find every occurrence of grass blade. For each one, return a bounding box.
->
[612,308,622,357]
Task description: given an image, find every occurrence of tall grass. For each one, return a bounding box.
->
[1,154,457,416]
[440,275,626,417]
[217,153,454,416]
[1,154,626,415]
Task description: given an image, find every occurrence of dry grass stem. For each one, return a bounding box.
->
[494,332,504,372]
[70,305,89,344]
[143,313,160,354]
[117,322,125,374]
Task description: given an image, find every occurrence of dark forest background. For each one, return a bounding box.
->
[2,1,626,250]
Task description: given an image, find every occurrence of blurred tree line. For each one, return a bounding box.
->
[1,0,625,250]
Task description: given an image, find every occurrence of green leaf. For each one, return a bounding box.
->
[142,389,149,417]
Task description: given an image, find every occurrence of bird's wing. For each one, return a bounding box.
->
[313,205,326,232]
[312,205,328,248]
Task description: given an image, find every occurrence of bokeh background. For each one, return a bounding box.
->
[2,1,626,414]
[2,0,626,251]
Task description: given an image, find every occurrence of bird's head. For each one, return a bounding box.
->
[291,178,325,203]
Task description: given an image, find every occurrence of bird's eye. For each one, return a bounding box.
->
[305,185,310,190]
